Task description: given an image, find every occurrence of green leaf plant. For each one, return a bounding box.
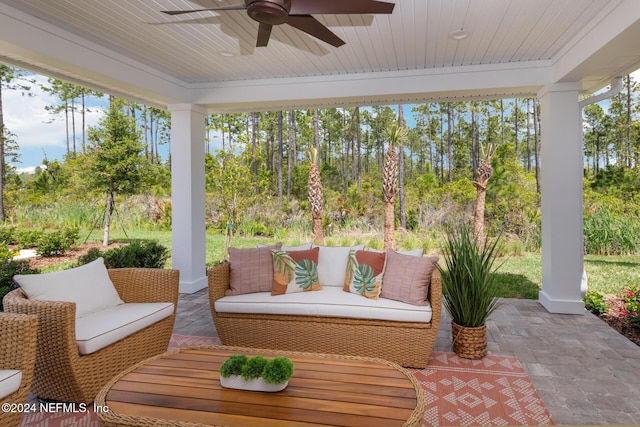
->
[438,224,503,328]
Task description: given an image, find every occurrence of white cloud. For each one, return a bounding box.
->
[4,74,106,169]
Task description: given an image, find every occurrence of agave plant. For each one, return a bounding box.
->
[439,224,502,328]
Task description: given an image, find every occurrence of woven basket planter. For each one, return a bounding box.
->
[220,375,288,392]
[451,321,487,359]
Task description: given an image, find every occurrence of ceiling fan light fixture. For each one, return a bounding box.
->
[449,29,470,40]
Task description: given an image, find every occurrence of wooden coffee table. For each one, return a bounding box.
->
[95,345,424,427]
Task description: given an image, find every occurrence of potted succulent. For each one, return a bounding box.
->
[219,354,294,392]
[438,224,502,359]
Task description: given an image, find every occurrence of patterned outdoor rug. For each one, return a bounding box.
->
[412,352,554,426]
[20,335,553,427]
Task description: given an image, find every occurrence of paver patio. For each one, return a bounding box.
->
[176,290,640,425]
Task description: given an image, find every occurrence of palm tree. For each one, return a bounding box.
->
[308,146,325,244]
[382,124,407,249]
[473,143,496,245]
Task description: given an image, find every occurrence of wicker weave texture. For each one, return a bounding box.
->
[208,262,442,368]
[0,312,37,427]
[2,268,179,403]
[451,321,488,359]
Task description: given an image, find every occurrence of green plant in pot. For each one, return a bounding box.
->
[219,354,294,392]
[438,224,502,359]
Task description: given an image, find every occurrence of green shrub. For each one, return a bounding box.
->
[240,356,269,380]
[219,354,249,378]
[262,356,294,384]
[583,290,608,315]
[37,228,79,256]
[0,259,39,311]
[76,240,169,269]
[15,229,44,248]
[0,227,16,245]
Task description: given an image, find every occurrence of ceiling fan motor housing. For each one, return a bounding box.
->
[247,0,291,25]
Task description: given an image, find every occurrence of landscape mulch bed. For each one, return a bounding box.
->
[26,244,640,348]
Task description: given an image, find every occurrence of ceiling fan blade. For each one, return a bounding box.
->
[289,0,394,15]
[161,6,246,16]
[256,23,273,47]
[287,15,345,47]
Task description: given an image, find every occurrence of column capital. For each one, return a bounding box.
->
[537,82,582,99]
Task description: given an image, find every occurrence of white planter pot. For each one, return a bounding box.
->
[220,375,288,392]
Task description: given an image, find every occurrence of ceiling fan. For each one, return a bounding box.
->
[161,0,395,48]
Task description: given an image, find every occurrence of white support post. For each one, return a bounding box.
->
[538,83,585,314]
[169,103,207,294]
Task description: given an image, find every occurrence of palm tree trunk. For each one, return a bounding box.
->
[384,202,395,249]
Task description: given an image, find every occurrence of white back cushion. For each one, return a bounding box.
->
[313,244,365,287]
[14,257,124,318]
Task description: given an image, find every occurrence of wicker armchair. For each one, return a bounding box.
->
[3,268,179,403]
[0,312,37,427]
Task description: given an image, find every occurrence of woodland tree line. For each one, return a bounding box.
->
[1,65,640,254]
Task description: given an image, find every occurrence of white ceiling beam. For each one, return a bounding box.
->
[190,61,554,112]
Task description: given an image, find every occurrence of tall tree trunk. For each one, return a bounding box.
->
[533,98,541,193]
[0,84,5,221]
[251,112,258,193]
[65,102,70,154]
[71,98,77,153]
[287,110,294,202]
[627,76,632,167]
[103,189,114,246]
[526,98,531,172]
[277,111,283,200]
[81,92,86,153]
[447,103,452,182]
[398,104,406,230]
[314,109,320,154]
[355,107,362,190]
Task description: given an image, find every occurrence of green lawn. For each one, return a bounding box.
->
[56,230,640,299]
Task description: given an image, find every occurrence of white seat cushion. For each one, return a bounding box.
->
[215,287,432,323]
[75,302,174,355]
[14,257,124,319]
[0,370,22,400]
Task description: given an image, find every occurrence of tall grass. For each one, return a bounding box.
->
[584,208,640,255]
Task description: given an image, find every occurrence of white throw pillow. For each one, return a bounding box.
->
[14,257,124,318]
[313,244,365,287]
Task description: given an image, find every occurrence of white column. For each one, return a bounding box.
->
[538,83,585,314]
[169,103,207,294]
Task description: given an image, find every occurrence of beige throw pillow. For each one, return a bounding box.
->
[380,250,438,306]
[227,243,282,296]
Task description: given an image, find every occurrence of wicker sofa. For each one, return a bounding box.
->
[3,267,179,403]
[0,313,37,427]
[208,249,441,368]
